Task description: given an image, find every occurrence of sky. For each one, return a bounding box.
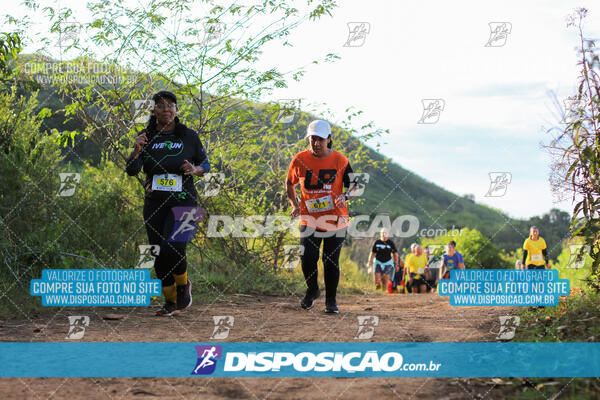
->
[259,0,600,220]
[4,0,600,219]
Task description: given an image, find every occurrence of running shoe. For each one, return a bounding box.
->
[177,280,192,311]
[156,301,180,317]
[300,288,321,310]
[324,298,339,314]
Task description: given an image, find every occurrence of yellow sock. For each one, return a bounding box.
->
[173,272,188,286]
[162,284,177,303]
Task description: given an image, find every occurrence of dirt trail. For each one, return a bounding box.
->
[0,293,516,399]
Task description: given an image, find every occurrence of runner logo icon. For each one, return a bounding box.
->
[355,315,379,339]
[66,315,89,339]
[168,206,205,242]
[200,173,225,197]
[485,22,512,47]
[343,22,370,47]
[136,245,160,269]
[282,245,304,269]
[210,316,234,339]
[276,99,298,124]
[133,99,154,124]
[485,172,511,197]
[191,345,222,375]
[496,315,520,340]
[347,173,370,196]
[418,99,445,124]
[567,244,590,269]
[57,173,81,197]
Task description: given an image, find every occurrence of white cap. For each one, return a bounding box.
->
[305,119,331,139]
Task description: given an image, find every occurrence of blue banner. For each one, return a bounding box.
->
[30,269,161,306]
[438,269,569,306]
[1,342,599,377]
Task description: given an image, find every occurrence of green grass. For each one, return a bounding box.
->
[513,290,600,343]
[0,244,374,318]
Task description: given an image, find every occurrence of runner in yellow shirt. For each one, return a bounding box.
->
[405,244,428,293]
[522,226,549,270]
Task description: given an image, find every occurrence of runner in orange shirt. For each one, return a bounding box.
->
[286,120,357,313]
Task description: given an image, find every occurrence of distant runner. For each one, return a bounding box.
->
[367,229,399,292]
[522,226,549,270]
[403,243,417,293]
[440,240,465,280]
[392,255,406,293]
[424,245,441,292]
[286,120,357,313]
[405,244,428,293]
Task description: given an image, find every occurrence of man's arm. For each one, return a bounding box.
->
[367,251,376,266]
[405,257,412,283]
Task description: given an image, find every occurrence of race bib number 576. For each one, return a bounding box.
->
[152,174,182,192]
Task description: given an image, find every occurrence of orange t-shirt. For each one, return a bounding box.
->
[286,150,352,231]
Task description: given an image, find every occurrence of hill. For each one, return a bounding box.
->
[20,54,570,263]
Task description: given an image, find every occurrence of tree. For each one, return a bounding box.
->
[6,0,388,273]
[0,32,65,286]
[546,8,600,290]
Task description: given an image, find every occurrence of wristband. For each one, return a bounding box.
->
[344,192,349,200]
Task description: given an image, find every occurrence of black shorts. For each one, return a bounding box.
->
[527,264,545,270]
[426,278,437,290]
[410,273,426,287]
[425,269,437,289]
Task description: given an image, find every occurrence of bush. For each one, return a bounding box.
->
[421,227,504,268]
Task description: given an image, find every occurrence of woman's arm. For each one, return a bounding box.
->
[542,248,549,268]
[199,156,210,174]
[125,132,147,176]
[286,181,300,218]
[192,133,210,175]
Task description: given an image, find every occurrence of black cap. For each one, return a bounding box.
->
[152,90,177,104]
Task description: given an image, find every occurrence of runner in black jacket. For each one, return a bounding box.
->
[126,90,210,316]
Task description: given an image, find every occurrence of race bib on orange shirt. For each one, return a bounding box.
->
[286,150,352,230]
[305,195,334,213]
